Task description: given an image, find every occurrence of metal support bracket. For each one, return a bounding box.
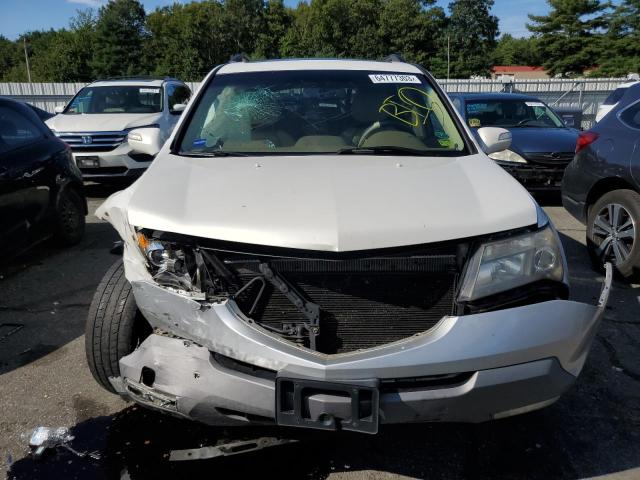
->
[169,437,298,461]
[258,263,320,350]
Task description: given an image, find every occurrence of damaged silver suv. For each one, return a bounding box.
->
[86,58,611,434]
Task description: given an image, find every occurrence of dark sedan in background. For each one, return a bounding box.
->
[562,83,640,279]
[450,93,579,190]
[0,98,87,260]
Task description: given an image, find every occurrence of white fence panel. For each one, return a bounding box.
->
[0,77,627,128]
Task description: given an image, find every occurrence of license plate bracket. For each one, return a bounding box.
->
[77,156,100,168]
[276,377,379,434]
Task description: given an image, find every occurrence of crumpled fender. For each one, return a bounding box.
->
[96,186,152,284]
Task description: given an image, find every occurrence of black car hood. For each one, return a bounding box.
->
[473,127,578,155]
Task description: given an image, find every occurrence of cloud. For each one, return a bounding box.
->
[67,0,104,7]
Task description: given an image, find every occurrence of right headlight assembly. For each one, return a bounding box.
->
[458,224,566,302]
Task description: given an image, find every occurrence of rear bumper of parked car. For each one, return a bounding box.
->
[108,267,611,431]
[497,161,567,190]
[71,144,154,180]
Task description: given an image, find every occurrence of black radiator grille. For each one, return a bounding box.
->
[226,254,458,354]
[525,151,574,166]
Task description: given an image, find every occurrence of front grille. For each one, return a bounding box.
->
[80,166,128,175]
[524,152,574,166]
[224,252,459,354]
[56,131,127,152]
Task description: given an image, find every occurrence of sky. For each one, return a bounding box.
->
[0,0,584,41]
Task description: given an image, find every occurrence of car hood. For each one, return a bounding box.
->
[100,153,538,252]
[472,127,578,154]
[45,113,162,133]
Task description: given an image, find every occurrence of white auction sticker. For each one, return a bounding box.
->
[139,88,160,94]
[525,101,545,107]
[369,74,421,84]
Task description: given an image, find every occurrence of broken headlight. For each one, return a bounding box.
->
[136,232,202,294]
[458,224,566,302]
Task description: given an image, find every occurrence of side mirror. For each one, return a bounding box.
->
[128,128,163,157]
[54,105,65,114]
[171,103,187,115]
[477,127,512,154]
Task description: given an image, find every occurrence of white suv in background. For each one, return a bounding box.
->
[46,77,191,182]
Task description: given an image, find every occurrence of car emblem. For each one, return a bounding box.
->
[82,136,93,145]
[550,152,561,159]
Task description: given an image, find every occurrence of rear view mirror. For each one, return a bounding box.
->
[171,103,187,114]
[54,105,65,114]
[477,127,512,155]
[128,128,163,157]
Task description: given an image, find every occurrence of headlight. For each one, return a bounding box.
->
[488,149,527,163]
[458,225,565,302]
[136,232,199,294]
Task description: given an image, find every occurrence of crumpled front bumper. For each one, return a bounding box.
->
[111,266,612,428]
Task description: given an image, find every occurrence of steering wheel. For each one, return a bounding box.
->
[517,118,537,126]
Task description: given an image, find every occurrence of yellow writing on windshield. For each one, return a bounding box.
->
[379,87,433,127]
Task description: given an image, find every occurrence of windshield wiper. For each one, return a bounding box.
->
[179,150,249,157]
[337,146,435,156]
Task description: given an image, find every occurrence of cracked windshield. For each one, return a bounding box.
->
[179,70,466,155]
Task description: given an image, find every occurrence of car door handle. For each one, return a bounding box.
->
[0,166,7,176]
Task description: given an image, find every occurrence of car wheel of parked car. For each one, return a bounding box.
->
[587,189,640,278]
[53,188,85,246]
[85,260,151,393]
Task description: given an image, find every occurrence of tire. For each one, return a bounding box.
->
[587,189,640,279]
[85,260,151,393]
[53,188,86,246]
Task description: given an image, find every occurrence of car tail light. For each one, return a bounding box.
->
[576,131,599,153]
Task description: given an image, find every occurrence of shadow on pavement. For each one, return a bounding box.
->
[7,398,640,480]
[532,190,563,207]
[83,182,129,199]
[0,222,119,375]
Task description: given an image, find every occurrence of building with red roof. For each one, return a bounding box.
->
[491,66,549,80]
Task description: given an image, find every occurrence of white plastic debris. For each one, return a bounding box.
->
[28,426,100,460]
[29,427,74,458]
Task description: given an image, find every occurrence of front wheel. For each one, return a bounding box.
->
[85,260,151,393]
[587,189,640,279]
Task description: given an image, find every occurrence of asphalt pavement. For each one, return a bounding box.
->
[1,188,639,480]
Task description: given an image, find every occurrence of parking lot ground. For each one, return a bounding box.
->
[1,188,639,480]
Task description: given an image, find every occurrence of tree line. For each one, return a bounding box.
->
[0,0,638,83]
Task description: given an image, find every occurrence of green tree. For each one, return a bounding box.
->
[217,0,265,57]
[92,0,147,78]
[0,35,21,81]
[447,0,499,78]
[253,0,292,59]
[282,0,377,57]
[492,34,543,66]
[527,0,610,77]
[145,2,215,80]
[378,0,447,74]
[28,10,96,81]
[596,0,640,76]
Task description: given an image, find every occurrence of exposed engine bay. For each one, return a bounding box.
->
[136,229,466,354]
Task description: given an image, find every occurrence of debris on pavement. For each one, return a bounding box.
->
[28,427,100,460]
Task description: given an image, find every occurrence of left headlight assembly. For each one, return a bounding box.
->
[458,224,566,303]
[136,231,205,297]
